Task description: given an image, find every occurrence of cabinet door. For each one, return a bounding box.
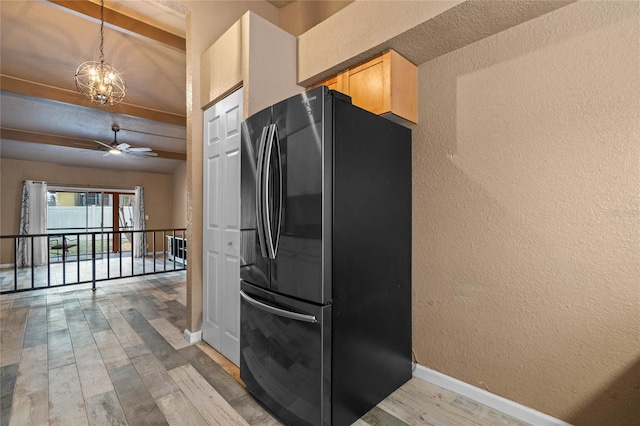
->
[309,73,347,95]
[344,54,390,115]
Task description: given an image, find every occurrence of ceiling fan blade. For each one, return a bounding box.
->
[94,140,113,149]
[96,128,159,158]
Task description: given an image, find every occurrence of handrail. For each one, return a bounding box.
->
[0,228,186,294]
[0,228,184,239]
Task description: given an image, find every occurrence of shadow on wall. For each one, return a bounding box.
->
[569,358,640,426]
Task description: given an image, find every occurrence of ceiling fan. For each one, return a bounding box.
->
[95,125,158,157]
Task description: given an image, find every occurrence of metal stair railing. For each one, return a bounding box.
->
[0,228,186,294]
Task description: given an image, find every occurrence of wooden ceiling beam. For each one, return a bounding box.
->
[1,127,96,150]
[1,75,186,127]
[1,127,187,161]
[47,0,185,51]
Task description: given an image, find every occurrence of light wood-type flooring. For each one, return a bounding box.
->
[0,272,529,426]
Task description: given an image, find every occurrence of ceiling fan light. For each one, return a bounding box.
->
[109,147,122,155]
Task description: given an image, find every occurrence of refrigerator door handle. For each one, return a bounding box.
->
[255,126,269,258]
[263,124,281,259]
[272,125,283,257]
[240,290,318,323]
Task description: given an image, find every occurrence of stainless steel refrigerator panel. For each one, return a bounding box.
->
[330,98,412,425]
[240,87,412,426]
[240,281,332,426]
[269,87,332,304]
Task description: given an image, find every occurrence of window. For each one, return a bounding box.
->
[47,187,135,259]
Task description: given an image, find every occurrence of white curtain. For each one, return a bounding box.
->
[17,180,48,267]
[133,186,145,258]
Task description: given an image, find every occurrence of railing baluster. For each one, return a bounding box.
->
[172,230,176,270]
[47,235,51,288]
[119,231,122,278]
[131,230,134,276]
[163,231,166,272]
[107,231,111,280]
[30,236,35,289]
[142,231,146,275]
[92,233,96,292]
[76,233,80,284]
[14,238,18,291]
[153,231,156,273]
[61,234,66,286]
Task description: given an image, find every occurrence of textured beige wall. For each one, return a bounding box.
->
[182,1,639,422]
[413,1,639,423]
[184,1,278,333]
[278,0,353,37]
[172,162,187,228]
[0,158,174,264]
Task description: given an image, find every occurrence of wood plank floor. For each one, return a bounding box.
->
[0,272,529,425]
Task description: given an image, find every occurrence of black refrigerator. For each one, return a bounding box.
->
[239,86,411,426]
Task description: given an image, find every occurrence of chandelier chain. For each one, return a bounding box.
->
[99,0,105,63]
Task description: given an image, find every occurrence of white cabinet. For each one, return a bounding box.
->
[167,236,187,264]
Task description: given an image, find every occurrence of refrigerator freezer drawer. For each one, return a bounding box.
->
[240,282,331,426]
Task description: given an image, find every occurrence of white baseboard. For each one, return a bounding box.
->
[183,329,202,344]
[412,364,571,426]
[0,263,13,269]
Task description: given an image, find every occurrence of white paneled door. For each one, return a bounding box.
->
[202,88,242,366]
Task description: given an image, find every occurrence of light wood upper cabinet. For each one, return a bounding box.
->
[315,73,344,93]
[310,50,417,125]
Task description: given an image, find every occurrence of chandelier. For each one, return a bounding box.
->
[74,0,126,106]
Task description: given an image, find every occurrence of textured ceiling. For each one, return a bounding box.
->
[0,0,188,173]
